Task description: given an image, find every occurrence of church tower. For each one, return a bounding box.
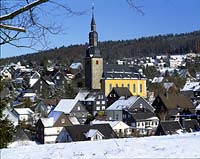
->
[85,7,103,90]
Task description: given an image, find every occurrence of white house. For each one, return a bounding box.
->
[91,120,131,137]
[36,111,73,144]
[14,108,34,124]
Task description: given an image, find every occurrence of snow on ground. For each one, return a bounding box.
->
[1,132,200,159]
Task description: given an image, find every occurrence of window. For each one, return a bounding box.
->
[127,84,130,89]
[77,106,80,111]
[101,101,105,104]
[96,101,100,105]
[61,119,65,123]
[122,84,124,87]
[40,81,43,84]
[96,106,100,110]
[133,84,136,93]
[116,84,118,87]
[116,114,119,120]
[56,76,60,80]
[109,84,112,91]
[102,106,105,110]
[96,60,99,65]
[140,84,142,93]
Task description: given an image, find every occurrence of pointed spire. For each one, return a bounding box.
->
[91,2,96,31]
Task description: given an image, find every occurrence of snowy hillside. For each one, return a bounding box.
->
[1,132,200,159]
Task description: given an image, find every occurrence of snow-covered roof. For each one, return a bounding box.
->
[91,120,122,128]
[23,93,36,97]
[54,99,78,114]
[46,80,55,86]
[181,82,199,91]
[40,118,54,127]
[48,111,63,125]
[29,71,40,87]
[68,116,80,125]
[75,90,89,101]
[152,77,164,83]
[70,62,82,69]
[195,104,200,110]
[85,129,104,138]
[14,108,34,115]
[106,96,139,111]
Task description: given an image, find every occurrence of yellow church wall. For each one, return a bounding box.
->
[103,79,146,97]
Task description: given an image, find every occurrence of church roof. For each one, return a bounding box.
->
[103,64,144,79]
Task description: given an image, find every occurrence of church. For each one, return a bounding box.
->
[85,11,146,98]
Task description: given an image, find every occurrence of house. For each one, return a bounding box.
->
[163,82,177,92]
[152,94,195,121]
[36,111,73,144]
[23,93,36,102]
[29,71,55,97]
[102,64,146,97]
[105,96,158,135]
[34,101,49,120]
[181,119,200,132]
[91,120,131,137]
[12,126,33,142]
[107,87,133,106]
[14,108,34,124]
[155,120,182,135]
[54,99,89,124]
[181,82,200,99]
[51,71,66,91]
[3,107,19,126]
[76,89,107,116]
[130,112,159,135]
[106,96,155,121]
[0,69,12,80]
[56,124,117,143]
[69,62,83,77]
[151,77,164,84]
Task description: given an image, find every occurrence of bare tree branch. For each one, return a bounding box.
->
[0,24,26,32]
[0,0,48,21]
[126,0,145,16]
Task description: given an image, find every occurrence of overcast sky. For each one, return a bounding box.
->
[1,0,200,58]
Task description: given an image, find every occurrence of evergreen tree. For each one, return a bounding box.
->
[0,80,16,148]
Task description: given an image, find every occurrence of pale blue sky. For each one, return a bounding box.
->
[1,0,200,58]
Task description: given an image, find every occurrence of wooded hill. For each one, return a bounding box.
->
[2,30,200,65]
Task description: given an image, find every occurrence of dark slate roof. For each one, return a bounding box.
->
[131,112,157,121]
[112,87,132,97]
[64,124,117,141]
[158,94,194,111]
[160,121,182,133]
[183,119,200,132]
[12,126,32,141]
[103,64,144,79]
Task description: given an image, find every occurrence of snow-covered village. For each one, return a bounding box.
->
[1,1,200,159]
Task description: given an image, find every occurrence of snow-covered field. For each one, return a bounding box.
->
[1,132,200,159]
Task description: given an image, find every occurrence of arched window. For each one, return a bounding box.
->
[96,60,99,65]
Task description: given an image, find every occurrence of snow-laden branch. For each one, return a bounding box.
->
[0,0,48,21]
[0,24,26,32]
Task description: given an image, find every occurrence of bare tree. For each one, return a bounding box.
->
[0,0,143,51]
[0,0,88,50]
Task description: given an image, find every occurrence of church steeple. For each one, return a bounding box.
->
[91,5,96,31]
[85,3,103,90]
[89,4,98,47]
